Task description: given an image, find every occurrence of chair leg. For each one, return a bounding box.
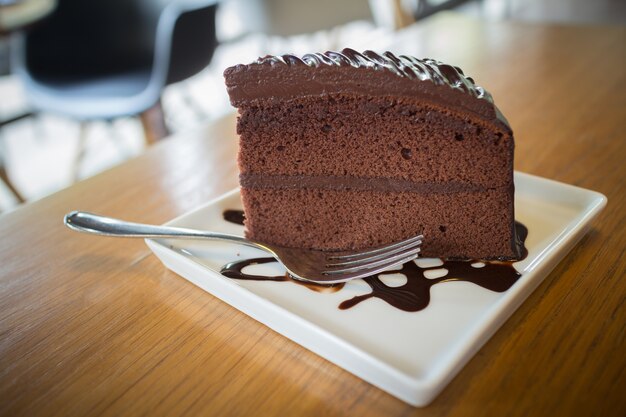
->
[391,0,417,29]
[139,99,169,145]
[72,122,88,183]
[0,164,25,203]
[0,130,25,203]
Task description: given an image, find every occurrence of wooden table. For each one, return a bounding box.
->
[1,12,624,417]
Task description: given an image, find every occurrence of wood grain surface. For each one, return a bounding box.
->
[1,13,625,417]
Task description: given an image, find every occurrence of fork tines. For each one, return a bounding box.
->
[323,235,423,276]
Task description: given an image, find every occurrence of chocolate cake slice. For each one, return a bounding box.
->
[224,49,521,260]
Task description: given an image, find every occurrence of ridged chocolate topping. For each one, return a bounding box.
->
[254,49,491,101]
[224,48,510,129]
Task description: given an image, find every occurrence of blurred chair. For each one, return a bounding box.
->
[10,0,219,181]
[370,0,471,29]
[222,0,373,51]
[411,0,470,20]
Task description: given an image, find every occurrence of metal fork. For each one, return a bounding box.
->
[64,211,423,284]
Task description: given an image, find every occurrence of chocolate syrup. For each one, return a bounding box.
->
[221,257,284,281]
[514,221,529,260]
[338,257,522,311]
[219,210,528,312]
[221,257,344,293]
[223,209,245,226]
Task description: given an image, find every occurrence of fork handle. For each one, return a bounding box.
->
[64,211,260,249]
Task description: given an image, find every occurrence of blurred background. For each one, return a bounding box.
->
[0,0,624,212]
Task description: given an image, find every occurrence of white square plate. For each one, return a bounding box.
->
[146,171,606,406]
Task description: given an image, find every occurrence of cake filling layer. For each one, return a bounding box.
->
[240,174,510,194]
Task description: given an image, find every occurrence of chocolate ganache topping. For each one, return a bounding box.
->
[224,48,510,130]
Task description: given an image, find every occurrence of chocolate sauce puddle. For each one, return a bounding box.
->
[338,257,522,311]
[221,257,344,293]
[223,209,245,226]
[220,209,528,312]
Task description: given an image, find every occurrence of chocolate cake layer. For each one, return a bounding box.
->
[224,49,518,260]
[237,95,512,188]
[241,188,520,259]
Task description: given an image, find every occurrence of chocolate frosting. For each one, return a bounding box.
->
[224,48,510,131]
